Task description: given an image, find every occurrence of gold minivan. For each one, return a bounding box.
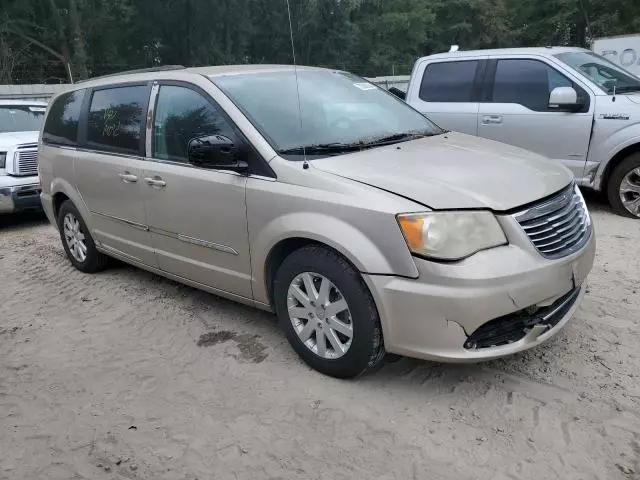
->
[39,65,595,377]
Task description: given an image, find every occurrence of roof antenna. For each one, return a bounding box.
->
[285,0,309,170]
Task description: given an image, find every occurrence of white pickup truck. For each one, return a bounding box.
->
[0,100,46,214]
[404,47,640,218]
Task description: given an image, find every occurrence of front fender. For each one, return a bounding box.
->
[590,123,640,190]
[250,212,418,305]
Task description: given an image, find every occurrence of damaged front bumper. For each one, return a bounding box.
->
[364,227,595,362]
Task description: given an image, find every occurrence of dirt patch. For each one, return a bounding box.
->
[232,334,269,364]
[196,330,237,347]
[197,330,268,363]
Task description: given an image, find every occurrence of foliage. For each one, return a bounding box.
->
[0,0,639,83]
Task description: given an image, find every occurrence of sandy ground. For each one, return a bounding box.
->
[1,192,639,480]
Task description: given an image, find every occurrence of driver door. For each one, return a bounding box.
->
[142,82,252,298]
[477,57,594,179]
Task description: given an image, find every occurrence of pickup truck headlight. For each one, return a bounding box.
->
[397,211,507,261]
[0,152,6,169]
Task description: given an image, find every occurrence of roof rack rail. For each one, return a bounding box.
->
[76,65,186,83]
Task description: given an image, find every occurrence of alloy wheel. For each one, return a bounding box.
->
[63,212,87,262]
[286,272,353,359]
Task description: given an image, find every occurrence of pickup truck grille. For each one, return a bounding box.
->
[514,185,591,260]
[14,145,38,176]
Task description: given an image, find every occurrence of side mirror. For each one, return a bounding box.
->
[549,87,583,112]
[388,87,406,100]
[187,135,248,173]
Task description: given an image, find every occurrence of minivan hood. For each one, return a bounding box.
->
[311,132,573,211]
[0,131,39,149]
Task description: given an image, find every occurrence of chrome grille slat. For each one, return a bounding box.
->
[536,218,587,250]
[529,212,585,243]
[524,205,582,236]
[14,148,39,176]
[521,198,581,230]
[514,185,592,260]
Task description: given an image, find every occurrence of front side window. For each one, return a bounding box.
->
[42,90,84,145]
[153,85,236,163]
[87,85,148,154]
[419,61,479,102]
[555,51,640,94]
[0,105,45,133]
[491,59,581,111]
[214,70,442,158]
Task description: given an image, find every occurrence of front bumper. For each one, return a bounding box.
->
[0,179,42,214]
[364,229,595,362]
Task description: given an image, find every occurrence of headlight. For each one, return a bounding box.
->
[397,211,507,260]
[0,152,6,169]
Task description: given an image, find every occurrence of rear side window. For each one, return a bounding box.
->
[87,85,148,154]
[419,61,478,102]
[491,59,578,111]
[42,90,85,146]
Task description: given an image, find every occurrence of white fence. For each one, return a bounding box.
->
[0,75,410,103]
[0,84,69,103]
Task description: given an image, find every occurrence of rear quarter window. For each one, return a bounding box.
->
[86,85,149,155]
[419,61,479,102]
[42,90,85,146]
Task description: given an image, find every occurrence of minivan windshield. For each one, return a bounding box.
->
[555,51,640,94]
[213,70,443,158]
[0,105,46,133]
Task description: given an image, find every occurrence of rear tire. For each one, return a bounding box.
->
[607,153,640,218]
[57,200,109,273]
[273,245,385,378]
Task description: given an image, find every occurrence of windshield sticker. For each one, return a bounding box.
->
[353,82,377,91]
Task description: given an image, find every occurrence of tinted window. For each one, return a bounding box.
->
[87,86,148,154]
[152,85,237,163]
[419,61,478,102]
[42,91,84,145]
[492,59,575,111]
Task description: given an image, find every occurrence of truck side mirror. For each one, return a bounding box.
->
[549,87,583,112]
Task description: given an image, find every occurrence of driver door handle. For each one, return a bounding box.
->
[482,115,503,125]
[118,172,138,183]
[144,176,167,188]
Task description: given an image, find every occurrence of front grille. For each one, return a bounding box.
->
[464,286,581,350]
[14,147,38,176]
[514,185,591,259]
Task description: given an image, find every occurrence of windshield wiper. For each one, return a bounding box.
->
[278,143,363,156]
[363,131,440,146]
[279,131,439,156]
[614,86,640,94]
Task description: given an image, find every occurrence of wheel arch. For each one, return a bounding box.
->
[253,212,417,307]
[600,142,640,193]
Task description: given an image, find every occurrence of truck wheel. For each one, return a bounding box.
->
[607,153,640,218]
[57,200,109,273]
[273,245,385,378]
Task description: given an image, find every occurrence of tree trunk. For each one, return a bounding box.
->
[68,0,89,79]
[47,0,74,82]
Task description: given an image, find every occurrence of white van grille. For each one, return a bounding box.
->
[514,185,592,259]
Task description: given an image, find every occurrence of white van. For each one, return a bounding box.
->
[406,47,640,218]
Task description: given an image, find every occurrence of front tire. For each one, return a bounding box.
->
[607,153,640,218]
[273,245,385,378]
[57,200,108,273]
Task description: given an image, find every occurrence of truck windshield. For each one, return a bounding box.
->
[555,51,640,94]
[0,105,46,133]
[213,70,442,158]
